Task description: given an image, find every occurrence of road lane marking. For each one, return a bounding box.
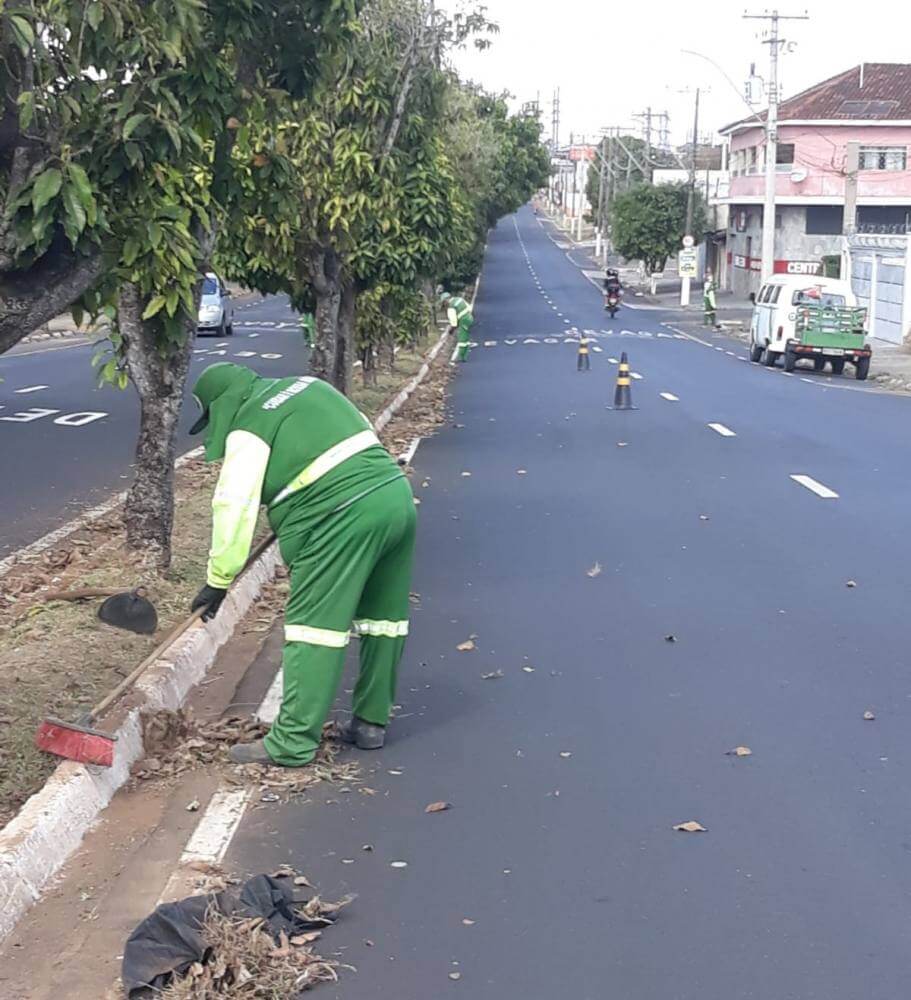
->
[260,353,283,359]
[523,338,539,344]
[234,350,256,357]
[53,411,107,427]
[608,357,618,363]
[14,385,49,394]
[708,422,736,437]
[659,392,679,401]
[631,372,643,380]
[157,787,254,905]
[790,474,838,499]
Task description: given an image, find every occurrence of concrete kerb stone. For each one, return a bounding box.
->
[0,290,467,944]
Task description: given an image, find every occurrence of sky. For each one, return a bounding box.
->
[451,0,911,148]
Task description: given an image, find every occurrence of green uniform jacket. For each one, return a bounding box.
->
[192,363,402,588]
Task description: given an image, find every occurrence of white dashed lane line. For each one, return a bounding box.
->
[708,422,736,437]
[790,474,839,499]
[659,392,679,401]
[14,385,49,394]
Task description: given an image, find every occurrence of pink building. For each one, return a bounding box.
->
[720,64,911,297]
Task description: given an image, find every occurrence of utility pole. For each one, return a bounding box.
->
[681,87,700,307]
[634,108,654,182]
[596,135,607,258]
[744,8,809,282]
[842,139,859,279]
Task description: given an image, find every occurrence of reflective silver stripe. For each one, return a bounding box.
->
[285,623,350,647]
[270,430,381,508]
[352,619,409,638]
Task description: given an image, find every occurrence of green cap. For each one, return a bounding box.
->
[190,362,259,461]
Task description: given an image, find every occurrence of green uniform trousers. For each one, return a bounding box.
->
[263,476,417,766]
[456,315,474,362]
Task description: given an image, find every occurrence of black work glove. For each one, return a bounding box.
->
[191,584,228,622]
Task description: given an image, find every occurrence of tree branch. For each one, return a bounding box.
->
[0,242,104,354]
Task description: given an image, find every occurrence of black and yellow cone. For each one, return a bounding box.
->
[609,351,637,410]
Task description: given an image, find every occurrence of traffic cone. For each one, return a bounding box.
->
[608,352,637,410]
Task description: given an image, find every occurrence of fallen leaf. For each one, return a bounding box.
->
[673,821,707,833]
[291,931,322,945]
[271,865,296,878]
[293,875,312,887]
[456,640,475,652]
[846,580,857,588]
[481,669,504,680]
[425,801,452,814]
[587,562,602,578]
[185,799,200,812]
[664,634,677,643]
[863,710,876,721]
[725,746,752,757]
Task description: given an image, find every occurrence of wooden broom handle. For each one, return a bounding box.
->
[88,533,277,721]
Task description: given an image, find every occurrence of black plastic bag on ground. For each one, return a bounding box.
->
[121,874,339,998]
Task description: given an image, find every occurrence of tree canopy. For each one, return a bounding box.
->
[611,182,706,275]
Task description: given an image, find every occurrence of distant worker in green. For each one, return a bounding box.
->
[441,291,474,362]
[188,363,416,767]
[703,273,718,328]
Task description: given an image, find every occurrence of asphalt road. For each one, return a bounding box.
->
[0,294,308,558]
[221,205,911,999]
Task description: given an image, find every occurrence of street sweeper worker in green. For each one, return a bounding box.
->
[188,362,416,767]
[441,290,474,362]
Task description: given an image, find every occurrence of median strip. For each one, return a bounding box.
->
[790,474,839,499]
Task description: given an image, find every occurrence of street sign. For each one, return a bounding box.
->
[682,235,695,248]
[678,249,698,279]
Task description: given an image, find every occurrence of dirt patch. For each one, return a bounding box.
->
[0,330,454,828]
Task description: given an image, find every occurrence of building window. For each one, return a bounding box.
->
[859,146,907,171]
[806,205,843,235]
[777,143,795,165]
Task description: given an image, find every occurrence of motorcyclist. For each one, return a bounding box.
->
[603,268,623,298]
[603,268,623,312]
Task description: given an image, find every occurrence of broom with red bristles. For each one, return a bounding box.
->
[35,534,276,767]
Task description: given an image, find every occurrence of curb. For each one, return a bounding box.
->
[0,303,465,944]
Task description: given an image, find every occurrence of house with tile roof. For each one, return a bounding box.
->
[719,63,911,334]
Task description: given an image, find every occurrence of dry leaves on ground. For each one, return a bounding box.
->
[480,670,503,680]
[456,640,475,652]
[425,801,452,814]
[725,746,753,757]
[159,896,352,998]
[863,710,876,721]
[586,562,602,578]
[137,710,358,796]
[673,821,707,833]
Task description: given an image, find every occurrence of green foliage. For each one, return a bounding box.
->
[611,183,706,274]
[584,135,679,226]
[437,85,548,288]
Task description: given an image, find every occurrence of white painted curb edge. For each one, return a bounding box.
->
[0,544,281,943]
[0,288,473,944]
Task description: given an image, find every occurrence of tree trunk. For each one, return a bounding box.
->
[335,279,356,396]
[307,246,343,389]
[119,282,194,570]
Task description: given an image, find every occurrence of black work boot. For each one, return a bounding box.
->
[338,716,386,750]
[229,738,283,766]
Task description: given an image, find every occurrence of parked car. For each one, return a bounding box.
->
[748,274,871,379]
[197,273,234,336]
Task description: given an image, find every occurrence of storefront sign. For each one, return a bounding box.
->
[733,254,761,272]
[774,259,823,276]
